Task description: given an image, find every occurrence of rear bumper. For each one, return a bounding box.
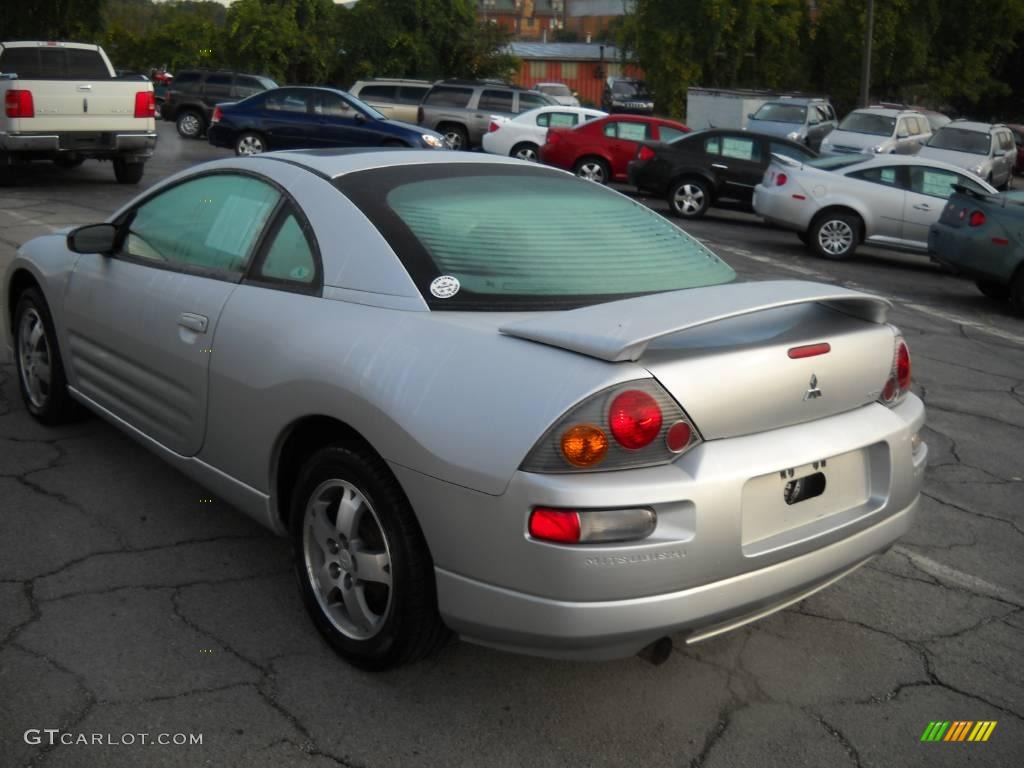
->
[395,394,927,660]
[437,499,916,660]
[0,131,157,157]
[752,184,813,231]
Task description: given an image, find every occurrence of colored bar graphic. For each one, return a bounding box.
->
[921,721,996,742]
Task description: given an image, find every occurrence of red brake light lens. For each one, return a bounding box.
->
[775,172,788,186]
[968,210,986,227]
[609,390,663,449]
[638,145,656,161]
[134,90,155,118]
[488,120,500,132]
[529,508,581,543]
[896,341,911,390]
[5,89,34,118]
[212,106,223,123]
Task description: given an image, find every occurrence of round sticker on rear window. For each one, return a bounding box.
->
[430,275,460,299]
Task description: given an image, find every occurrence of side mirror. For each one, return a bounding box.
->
[747,112,755,119]
[354,110,366,123]
[67,223,117,254]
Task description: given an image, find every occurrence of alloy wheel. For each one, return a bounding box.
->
[577,161,606,183]
[444,130,464,151]
[236,134,265,156]
[302,479,393,640]
[17,307,52,410]
[514,146,538,162]
[673,183,706,216]
[178,113,201,137]
[817,219,854,256]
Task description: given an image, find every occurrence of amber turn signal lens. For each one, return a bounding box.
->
[560,424,609,467]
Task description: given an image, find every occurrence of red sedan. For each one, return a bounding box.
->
[540,114,690,184]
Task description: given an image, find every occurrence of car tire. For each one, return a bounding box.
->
[113,159,145,184]
[809,211,861,260]
[668,177,711,219]
[510,142,540,162]
[574,156,610,184]
[234,131,267,156]
[439,124,469,151]
[13,288,80,425]
[176,110,205,139]
[0,151,15,186]
[289,444,449,670]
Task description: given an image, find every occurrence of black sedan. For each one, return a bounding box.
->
[628,129,816,219]
[207,86,447,155]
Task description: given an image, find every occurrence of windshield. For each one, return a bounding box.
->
[926,128,990,155]
[837,113,896,136]
[539,84,572,97]
[612,81,651,100]
[334,166,735,310]
[752,103,807,124]
[344,91,386,120]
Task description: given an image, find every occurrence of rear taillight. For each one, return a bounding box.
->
[609,390,662,449]
[880,333,911,406]
[488,120,500,132]
[637,145,656,161]
[521,380,700,473]
[545,129,559,146]
[528,506,656,545]
[968,211,986,227]
[776,172,788,186]
[133,91,155,118]
[211,106,223,124]
[5,89,34,118]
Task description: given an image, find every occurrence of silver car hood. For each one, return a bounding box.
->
[747,120,801,137]
[825,131,880,150]
[499,280,890,362]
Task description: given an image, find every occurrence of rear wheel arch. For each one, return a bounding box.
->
[810,205,865,236]
[670,170,717,196]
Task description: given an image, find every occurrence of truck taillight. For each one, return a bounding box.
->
[5,90,34,118]
[134,91,155,118]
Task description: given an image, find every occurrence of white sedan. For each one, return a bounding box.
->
[482,105,606,162]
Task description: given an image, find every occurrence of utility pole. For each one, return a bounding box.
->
[859,0,874,107]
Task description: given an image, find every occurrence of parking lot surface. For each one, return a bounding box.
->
[1,123,1022,767]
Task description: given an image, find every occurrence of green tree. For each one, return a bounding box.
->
[0,0,104,42]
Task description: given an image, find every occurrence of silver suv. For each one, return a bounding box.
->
[820,107,931,156]
[348,78,431,124]
[917,121,1017,190]
[417,80,557,150]
[745,97,837,151]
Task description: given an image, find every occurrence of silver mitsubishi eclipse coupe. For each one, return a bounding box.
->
[2,150,927,669]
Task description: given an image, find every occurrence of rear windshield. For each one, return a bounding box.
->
[752,103,806,124]
[538,84,572,97]
[807,155,867,170]
[0,46,110,80]
[334,166,735,310]
[838,113,896,136]
[926,128,990,155]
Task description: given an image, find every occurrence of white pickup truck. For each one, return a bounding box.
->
[0,41,157,185]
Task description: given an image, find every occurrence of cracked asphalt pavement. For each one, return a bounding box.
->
[1,123,1022,767]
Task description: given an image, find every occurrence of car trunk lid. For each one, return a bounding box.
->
[500,280,895,439]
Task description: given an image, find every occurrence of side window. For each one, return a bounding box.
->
[517,92,549,111]
[603,122,618,138]
[909,166,960,198]
[548,112,579,128]
[770,141,813,161]
[897,119,912,137]
[257,211,317,285]
[313,92,350,117]
[359,85,397,103]
[398,85,429,103]
[848,166,903,188]
[721,136,761,161]
[265,90,309,113]
[424,86,472,108]
[479,89,514,112]
[234,76,265,98]
[809,106,826,124]
[616,122,650,142]
[659,126,687,142]
[704,136,722,155]
[204,74,232,100]
[125,174,280,276]
[999,131,1014,151]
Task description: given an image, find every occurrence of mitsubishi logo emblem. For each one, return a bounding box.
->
[804,374,822,401]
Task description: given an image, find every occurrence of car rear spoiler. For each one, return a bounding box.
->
[499,280,890,362]
[769,152,805,169]
[951,183,1020,208]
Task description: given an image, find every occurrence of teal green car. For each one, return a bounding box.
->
[929,185,1024,312]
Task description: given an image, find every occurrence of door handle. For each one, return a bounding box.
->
[912,204,931,211]
[711,163,728,170]
[178,312,208,333]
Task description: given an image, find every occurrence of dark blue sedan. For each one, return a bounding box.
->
[207,86,447,155]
